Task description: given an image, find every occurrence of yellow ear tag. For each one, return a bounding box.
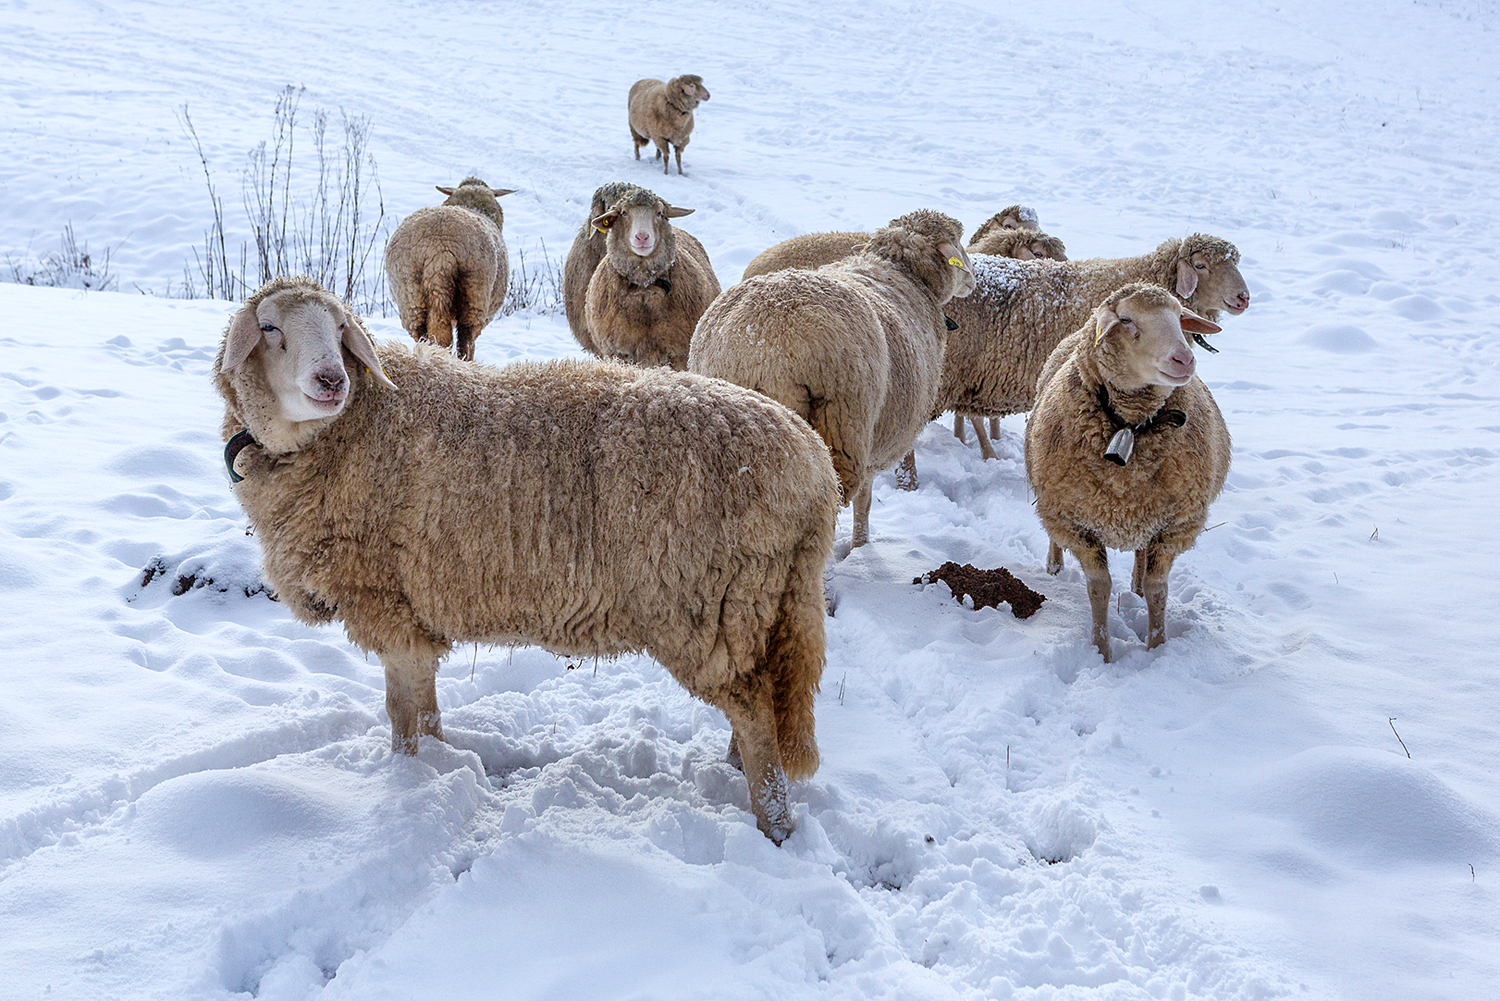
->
[1094,320,1108,346]
[947,256,963,267]
[594,224,610,234]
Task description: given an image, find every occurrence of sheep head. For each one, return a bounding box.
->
[588,181,644,224]
[1171,234,1249,319]
[436,176,517,230]
[219,276,394,441]
[1091,283,1220,390]
[593,189,692,282]
[968,205,1040,247]
[868,209,976,304]
[1017,232,1068,262]
[671,74,710,106]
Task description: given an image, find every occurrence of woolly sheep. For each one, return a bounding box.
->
[563,181,644,355]
[214,275,840,844]
[942,233,1250,463]
[966,226,1068,262]
[629,74,710,175]
[967,204,1041,247]
[384,177,516,361]
[584,187,721,369]
[1025,283,1227,662]
[690,210,976,549]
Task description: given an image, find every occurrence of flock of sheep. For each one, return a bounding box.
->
[212,74,1252,843]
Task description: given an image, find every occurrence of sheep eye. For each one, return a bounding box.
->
[1195,262,1207,270]
[259,323,279,334]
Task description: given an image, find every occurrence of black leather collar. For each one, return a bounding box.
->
[224,429,258,484]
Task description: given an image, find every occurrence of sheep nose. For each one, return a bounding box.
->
[1236,291,1251,307]
[1168,349,1196,378]
[312,368,347,399]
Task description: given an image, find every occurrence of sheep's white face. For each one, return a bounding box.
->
[624,204,662,257]
[1177,252,1251,316]
[253,296,357,421]
[1098,296,1215,389]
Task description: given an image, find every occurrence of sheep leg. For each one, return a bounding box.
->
[894,450,919,491]
[1131,550,1147,597]
[723,674,793,844]
[726,732,744,772]
[1140,545,1176,650]
[654,138,670,173]
[382,648,444,754]
[456,321,478,362]
[970,417,998,461]
[1072,540,1113,662]
[989,417,1001,439]
[952,413,966,442]
[631,127,647,159]
[674,144,685,176]
[850,477,874,549]
[1046,541,1064,575]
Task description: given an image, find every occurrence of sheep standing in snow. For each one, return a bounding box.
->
[690,210,976,549]
[629,75,710,175]
[584,187,720,369]
[563,181,642,355]
[215,276,839,844]
[1025,283,1228,662]
[384,177,516,361]
[942,233,1250,463]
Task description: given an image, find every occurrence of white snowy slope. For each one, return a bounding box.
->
[2,1,1498,999]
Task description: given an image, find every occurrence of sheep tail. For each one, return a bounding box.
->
[421,250,460,349]
[765,522,829,781]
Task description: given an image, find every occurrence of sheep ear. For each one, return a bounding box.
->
[591,211,619,233]
[490,188,517,197]
[938,242,970,271]
[1179,306,1222,336]
[1175,259,1199,298]
[663,205,695,218]
[1094,307,1120,346]
[340,313,398,389]
[436,185,455,196]
[223,303,264,371]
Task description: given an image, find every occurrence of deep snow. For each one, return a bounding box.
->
[2,1,1499,999]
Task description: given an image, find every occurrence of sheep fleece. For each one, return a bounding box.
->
[215,345,838,777]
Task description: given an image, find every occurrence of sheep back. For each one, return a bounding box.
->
[385,204,508,354]
[741,232,867,281]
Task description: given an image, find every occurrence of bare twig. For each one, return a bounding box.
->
[1389,717,1410,758]
[837,672,846,705]
[1370,526,1379,541]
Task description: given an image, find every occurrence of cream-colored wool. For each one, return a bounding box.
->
[1024,283,1229,662]
[628,74,710,175]
[384,177,515,361]
[691,210,975,549]
[942,233,1249,463]
[564,182,643,354]
[583,188,720,370]
[215,276,839,843]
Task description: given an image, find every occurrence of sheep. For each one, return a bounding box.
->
[967,204,1041,247]
[690,210,976,549]
[563,181,643,355]
[1024,283,1228,662]
[384,177,517,361]
[214,275,840,844]
[584,187,721,370]
[941,233,1250,463]
[629,74,710,175]
[966,226,1068,262]
[740,208,1058,282]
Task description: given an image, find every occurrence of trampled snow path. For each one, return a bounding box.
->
[2,1,1500,999]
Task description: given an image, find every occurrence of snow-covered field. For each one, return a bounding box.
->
[3,1,1499,998]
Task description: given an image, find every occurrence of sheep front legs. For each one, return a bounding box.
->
[654,138,672,174]
[1137,545,1176,650]
[383,647,444,754]
[722,675,792,844]
[1066,537,1113,662]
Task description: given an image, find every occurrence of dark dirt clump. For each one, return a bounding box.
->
[914,562,1046,619]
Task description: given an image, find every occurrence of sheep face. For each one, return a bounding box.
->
[436,178,517,230]
[673,74,710,106]
[223,287,394,424]
[1014,234,1069,262]
[1094,289,1220,390]
[593,195,694,261]
[1175,246,1250,318]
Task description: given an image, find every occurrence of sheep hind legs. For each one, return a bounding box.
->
[722,674,793,845]
[382,647,445,754]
